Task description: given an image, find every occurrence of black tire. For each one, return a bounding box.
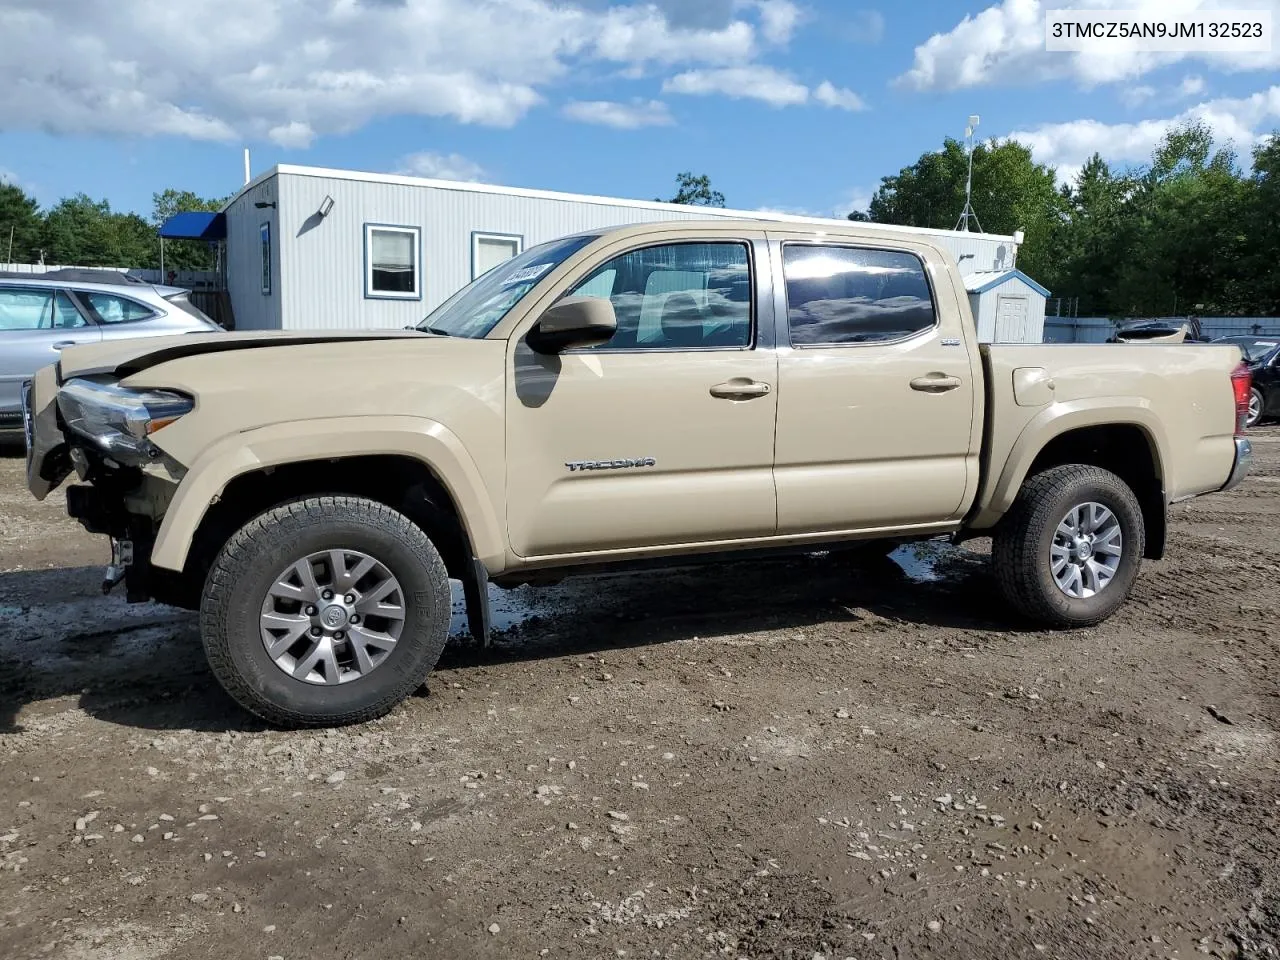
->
[992,465,1145,628]
[201,496,452,728]
[1247,387,1264,428]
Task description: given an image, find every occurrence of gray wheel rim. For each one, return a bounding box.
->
[259,549,406,685]
[1050,502,1123,599]
[1248,390,1262,425]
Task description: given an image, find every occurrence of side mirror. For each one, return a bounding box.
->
[527,297,617,354]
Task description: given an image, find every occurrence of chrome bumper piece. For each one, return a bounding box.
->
[1221,437,1253,492]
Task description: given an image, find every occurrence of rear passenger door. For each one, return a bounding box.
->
[505,233,778,559]
[771,237,980,534]
[0,287,100,420]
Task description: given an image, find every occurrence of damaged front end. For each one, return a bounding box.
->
[25,368,190,604]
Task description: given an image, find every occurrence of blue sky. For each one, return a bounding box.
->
[1,0,1277,220]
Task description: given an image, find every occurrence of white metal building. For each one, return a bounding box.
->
[221,164,1037,336]
[963,270,1049,343]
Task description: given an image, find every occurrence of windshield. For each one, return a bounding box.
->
[417,234,598,338]
[1241,339,1279,362]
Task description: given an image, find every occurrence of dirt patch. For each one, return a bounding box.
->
[1,430,1278,959]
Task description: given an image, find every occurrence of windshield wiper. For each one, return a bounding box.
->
[415,323,452,336]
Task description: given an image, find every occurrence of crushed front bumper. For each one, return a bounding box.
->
[22,365,71,501]
[1220,437,1253,492]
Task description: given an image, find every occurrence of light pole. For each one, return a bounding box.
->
[956,114,983,233]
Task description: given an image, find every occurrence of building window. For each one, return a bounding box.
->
[471,232,523,280]
[565,241,753,350]
[365,224,421,299]
[782,244,936,346]
[260,222,272,296]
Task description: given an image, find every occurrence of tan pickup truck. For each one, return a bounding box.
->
[22,220,1254,727]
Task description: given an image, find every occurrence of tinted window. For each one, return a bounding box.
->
[783,245,935,345]
[79,292,155,324]
[0,288,85,331]
[568,242,752,350]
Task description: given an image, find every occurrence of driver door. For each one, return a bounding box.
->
[504,233,778,560]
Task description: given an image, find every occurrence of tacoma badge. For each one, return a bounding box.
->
[566,458,657,472]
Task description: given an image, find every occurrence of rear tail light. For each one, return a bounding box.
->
[1231,361,1252,436]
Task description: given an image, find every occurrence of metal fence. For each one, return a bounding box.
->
[1044,316,1280,343]
[0,263,220,290]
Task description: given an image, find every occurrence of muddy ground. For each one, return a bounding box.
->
[1,430,1278,960]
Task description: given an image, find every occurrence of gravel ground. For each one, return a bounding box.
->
[1,430,1278,960]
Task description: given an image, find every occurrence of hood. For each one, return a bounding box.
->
[56,329,435,381]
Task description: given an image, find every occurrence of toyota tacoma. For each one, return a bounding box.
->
[22,221,1254,726]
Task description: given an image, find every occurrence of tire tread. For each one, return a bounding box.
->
[992,464,1144,628]
[200,495,450,728]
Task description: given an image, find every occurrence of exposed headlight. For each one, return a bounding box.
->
[56,378,194,464]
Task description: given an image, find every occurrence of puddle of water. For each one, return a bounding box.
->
[447,581,548,638]
[890,543,947,583]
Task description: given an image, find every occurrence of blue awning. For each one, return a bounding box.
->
[159,211,227,241]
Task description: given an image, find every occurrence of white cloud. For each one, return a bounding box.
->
[1120,85,1157,107]
[751,0,803,44]
[897,0,1280,92]
[663,67,867,111]
[1008,85,1280,184]
[0,0,773,145]
[814,81,867,111]
[268,121,316,149]
[1180,74,1206,97]
[396,151,489,182]
[839,187,875,216]
[844,9,885,44]
[562,99,674,128]
[592,5,756,63]
[664,65,809,106]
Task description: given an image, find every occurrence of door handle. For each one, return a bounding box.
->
[910,374,962,393]
[709,379,772,400]
[52,341,77,350]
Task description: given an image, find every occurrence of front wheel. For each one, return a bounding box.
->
[992,465,1145,628]
[201,496,452,727]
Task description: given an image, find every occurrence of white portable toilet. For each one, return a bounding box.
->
[964,270,1049,343]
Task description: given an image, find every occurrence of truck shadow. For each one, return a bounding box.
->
[0,546,1021,734]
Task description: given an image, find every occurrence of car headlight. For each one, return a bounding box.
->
[56,378,194,464]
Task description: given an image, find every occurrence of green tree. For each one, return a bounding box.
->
[40,194,160,268]
[866,137,1066,284]
[1108,122,1249,316]
[151,188,227,271]
[0,180,43,264]
[41,194,120,265]
[1242,134,1280,314]
[1054,154,1132,315]
[661,172,726,207]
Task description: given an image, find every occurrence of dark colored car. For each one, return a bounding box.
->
[1214,336,1280,427]
[1109,316,1209,344]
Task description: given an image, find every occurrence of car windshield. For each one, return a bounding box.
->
[416,234,598,338]
[1240,339,1280,362]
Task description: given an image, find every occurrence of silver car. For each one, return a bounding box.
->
[0,270,222,438]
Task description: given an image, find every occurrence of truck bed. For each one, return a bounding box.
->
[970,342,1242,527]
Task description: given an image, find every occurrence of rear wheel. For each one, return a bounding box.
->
[1247,387,1264,428]
[992,465,1145,628]
[201,496,452,727]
